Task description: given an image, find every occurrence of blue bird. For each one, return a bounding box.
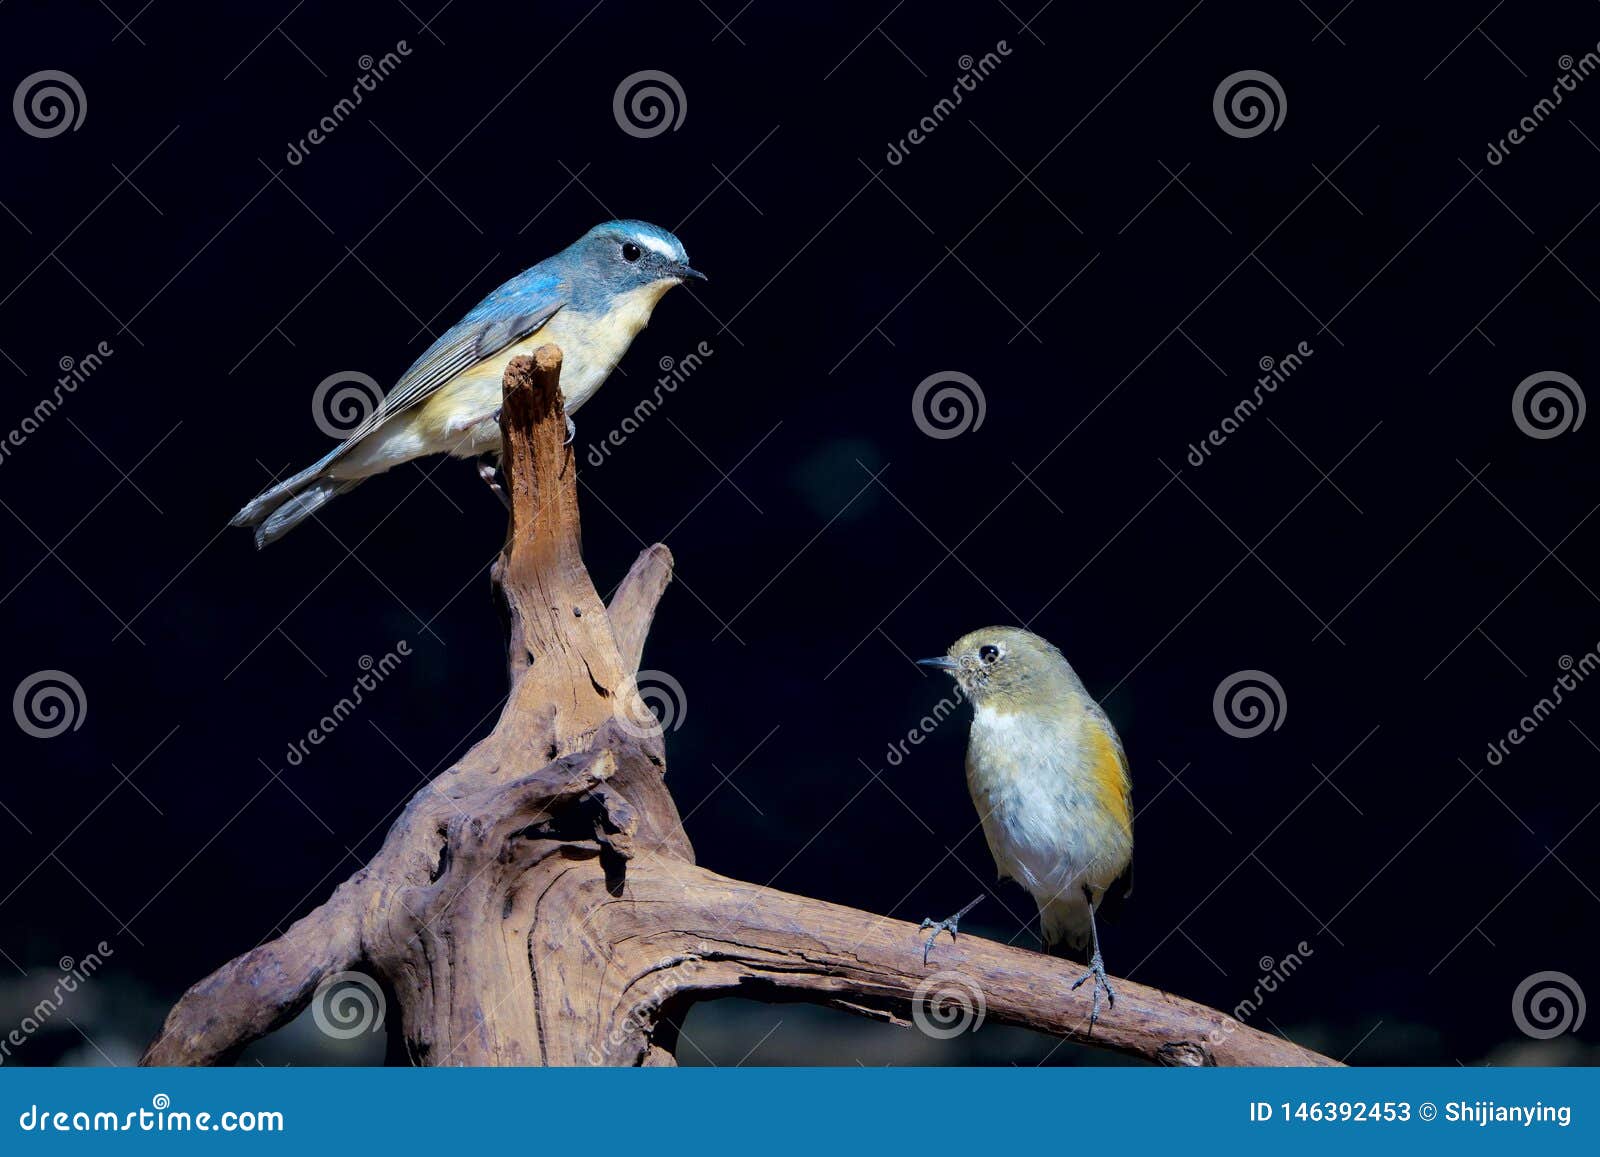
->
[233,219,703,547]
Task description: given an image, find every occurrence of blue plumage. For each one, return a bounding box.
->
[233,220,702,547]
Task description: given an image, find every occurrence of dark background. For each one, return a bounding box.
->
[1,0,1596,1067]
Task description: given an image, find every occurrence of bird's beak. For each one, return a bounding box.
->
[676,262,707,282]
[916,656,959,671]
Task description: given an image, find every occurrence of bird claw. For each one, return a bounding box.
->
[1070,950,1116,1032]
[563,414,576,446]
[477,457,510,511]
[916,895,984,965]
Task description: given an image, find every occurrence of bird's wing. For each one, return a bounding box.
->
[1084,700,1135,910]
[1112,857,1133,902]
[334,266,569,450]
[1083,701,1133,835]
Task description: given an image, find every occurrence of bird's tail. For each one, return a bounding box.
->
[231,456,363,549]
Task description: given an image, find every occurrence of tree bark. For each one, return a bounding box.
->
[142,348,1336,1068]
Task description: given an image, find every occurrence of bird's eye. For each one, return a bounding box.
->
[621,242,642,262]
[979,645,1000,664]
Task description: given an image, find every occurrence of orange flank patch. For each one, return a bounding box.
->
[1087,724,1132,838]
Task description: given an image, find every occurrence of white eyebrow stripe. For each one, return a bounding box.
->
[637,233,678,260]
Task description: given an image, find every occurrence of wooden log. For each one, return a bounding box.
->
[143,349,1336,1068]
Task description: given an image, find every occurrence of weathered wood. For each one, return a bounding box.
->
[142,348,1336,1068]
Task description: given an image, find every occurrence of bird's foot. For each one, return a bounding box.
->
[563,414,576,446]
[477,457,510,510]
[1070,949,1116,1032]
[916,895,984,965]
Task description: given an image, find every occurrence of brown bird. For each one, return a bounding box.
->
[919,627,1133,1025]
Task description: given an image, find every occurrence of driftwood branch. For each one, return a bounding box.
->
[143,348,1335,1068]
